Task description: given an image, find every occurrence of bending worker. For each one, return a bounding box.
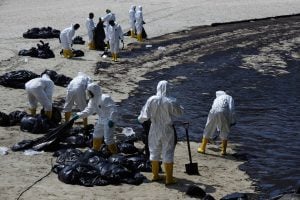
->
[197,90,236,155]
[73,83,118,154]
[129,5,136,38]
[138,80,184,185]
[107,20,124,62]
[63,72,92,128]
[60,23,80,58]
[135,5,144,42]
[86,12,95,50]
[25,73,54,119]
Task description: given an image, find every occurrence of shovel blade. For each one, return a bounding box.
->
[185,163,199,175]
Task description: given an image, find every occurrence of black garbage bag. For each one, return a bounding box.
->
[95,161,131,182]
[75,162,100,186]
[126,155,148,172]
[78,148,105,163]
[108,154,129,167]
[0,112,11,127]
[36,40,55,59]
[9,111,28,126]
[65,134,86,148]
[56,148,83,165]
[41,69,72,87]
[52,164,66,174]
[0,70,39,89]
[58,165,79,185]
[88,155,106,166]
[117,142,138,154]
[11,140,34,152]
[20,114,56,134]
[23,27,60,39]
[142,27,147,39]
[123,172,146,185]
[72,50,84,57]
[18,47,38,57]
[72,36,85,45]
[12,119,75,151]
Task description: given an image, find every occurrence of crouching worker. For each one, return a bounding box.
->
[25,73,54,119]
[197,91,236,155]
[63,72,92,129]
[138,80,184,185]
[60,23,80,58]
[72,83,118,154]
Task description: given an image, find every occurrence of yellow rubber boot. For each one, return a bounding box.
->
[63,49,74,59]
[88,42,96,50]
[64,112,71,122]
[114,53,118,62]
[93,138,103,151]
[151,161,162,181]
[83,117,88,128]
[108,143,118,154]
[164,163,176,185]
[221,140,228,156]
[111,53,115,61]
[28,108,36,116]
[130,30,135,38]
[137,34,142,42]
[45,111,52,120]
[197,137,208,154]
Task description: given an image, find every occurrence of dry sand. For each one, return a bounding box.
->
[1,0,300,199]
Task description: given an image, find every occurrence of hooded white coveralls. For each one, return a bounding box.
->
[25,74,54,112]
[86,17,95,43]
[138,80,184,163]
[107,23,124,54]
[63,72,92,112]
[203,91,236,140]
[77,83,118,145]
[129,5,136,33]
[60,25,76,50]
[135,6,143,35]
[101,12,116,42]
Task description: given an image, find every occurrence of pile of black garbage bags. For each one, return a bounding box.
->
[19,40,55,59]
[23,27,60,39]
[0,69,72,89]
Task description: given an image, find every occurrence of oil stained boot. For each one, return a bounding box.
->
[221,140,228,155]
[93,138,103,151]
[64,112,71,122]
[197,137,208,154]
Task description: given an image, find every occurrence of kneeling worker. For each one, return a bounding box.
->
[72,83,118,154]
[60,23,80,58]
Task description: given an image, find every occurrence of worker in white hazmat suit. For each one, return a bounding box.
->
[25,74,54,119]
[86,12,95,50]
[135,5,144,42]
[197,91,236,155]
[129,5,136,38]
[101,9,116,45]
[63,72,92,128]
[107,20,124,62]
[60,23,80,58]
[138,80,184,185]
[72,83,118,154]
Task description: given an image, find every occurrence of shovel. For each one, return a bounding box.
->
[183,122,199,175]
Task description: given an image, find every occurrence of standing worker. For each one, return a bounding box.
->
[138,80,184,185]
[72,83,118,154]
[60,23,80,58]
[197,91,236,155]
[86,12,96,50]
[63,72,92,128]
[107,20,124,62]
[129,5,136,38]
[135,5,144,42]
[101,9,116,46]
[25,74,54,119]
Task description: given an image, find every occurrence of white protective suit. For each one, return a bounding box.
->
[203,91,236,140]
[107,23,124,54]
[138,80,184,163]
[101,12,116,41]
[25,74,54,112]
[63,72,92,112]
[135,6,143,35]
[129,5,136,32]
[60,25,76,49]
[86,17,95,42]
[77,83,118,145]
